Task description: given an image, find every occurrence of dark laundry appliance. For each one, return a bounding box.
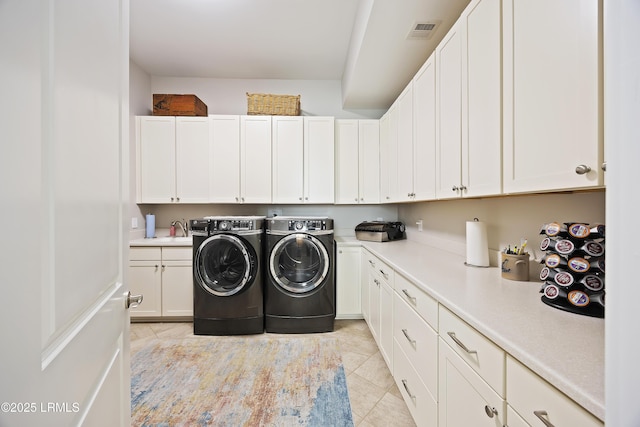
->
[191,216,265,335]
[264,216,335,333]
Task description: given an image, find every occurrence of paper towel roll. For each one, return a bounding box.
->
[145,214,156,238]
[466,219,489,267]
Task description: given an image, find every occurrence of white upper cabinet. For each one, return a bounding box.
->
[435,22,463,199]
[335,119,380,204]
[412,53,437,201]
[272,116,304,203]
[304,116,335,203]
[272,116,335,204]
[136,116,210,203]
[502,0,603,193]
[379,110,393,203]
[462,0,502,197]
[396,83,415,201]
[241,115,272,203]
[210,115,241,203]
[436,0,502,200]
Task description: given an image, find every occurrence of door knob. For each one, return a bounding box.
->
[575,164,592,175]
[126,291,143,309]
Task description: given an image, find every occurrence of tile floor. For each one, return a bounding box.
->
[130,319,416,427]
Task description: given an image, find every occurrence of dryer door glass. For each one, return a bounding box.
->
[270,233,329,294]
[195,234,256,296]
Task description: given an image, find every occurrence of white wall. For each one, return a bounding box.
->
[150,76,385,119]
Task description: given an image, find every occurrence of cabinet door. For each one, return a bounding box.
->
[360,249,371,322]
[175,117,210,203]
[369,273,381,342]
[462,0,502,197]
[358,120,380,203]
[210,115,241,203]
[335,120,360,204]
[413,53,437,201]
[503,0,602,192]
[136,116,176,203]
[129,261,162,318]
[304,116,335,203]
[380,280,394,370]
[241,115,272,203]
[439,338,506,427]
[378,111,392,203]
[436,23,463,199]
[272,116,304,203]
[335,245,361,318]
[161,260,193,317]
[396,83,414,201]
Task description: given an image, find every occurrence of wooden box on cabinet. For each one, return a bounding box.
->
[153,94,208,116]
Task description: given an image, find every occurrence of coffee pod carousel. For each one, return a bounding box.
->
[538,222,605,318]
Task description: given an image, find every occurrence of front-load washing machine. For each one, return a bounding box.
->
[265,216,335,333]
[191,216,265,335]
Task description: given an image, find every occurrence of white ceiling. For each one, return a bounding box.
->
[130,0,470,110]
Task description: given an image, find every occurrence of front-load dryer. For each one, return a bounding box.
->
[265,216,335,333]
[191,216,265,335]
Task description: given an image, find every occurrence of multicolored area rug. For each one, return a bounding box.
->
[131,335,354,426]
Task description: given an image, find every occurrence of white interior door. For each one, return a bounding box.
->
[0,1,131,426]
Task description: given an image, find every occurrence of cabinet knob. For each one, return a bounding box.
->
[355,198,358,202]
[235,197,239,202]
[484,405,498,419]
[170,197,174,202]
[459,185,467,191]
[305,197,308,201]
[601,161,607,171]
[176,197,180,202]
[575,164,592,175]
[299,197,303,201]
[452,185,459,192]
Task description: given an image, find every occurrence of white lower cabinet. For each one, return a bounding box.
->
[394,342,438,427]
[335,244,361,319]
[129,246,193,319]
[506,356,603,427]
[439,339,506,427]
[506,405,529,427]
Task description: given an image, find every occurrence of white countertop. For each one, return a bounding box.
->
[130,235,193,247]
[337,237,604,421]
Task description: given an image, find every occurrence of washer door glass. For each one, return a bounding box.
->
[270,233,329,294]
[195,234,256,296]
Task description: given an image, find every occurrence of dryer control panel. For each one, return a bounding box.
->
[288,219,327,232]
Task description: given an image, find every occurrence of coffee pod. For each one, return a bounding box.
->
[543,283,564,300]
[567,289,590,307]
[567,257,605,274]
[578,274,605,292]
[540,237,575,255]
[565,223,605,240]
[540,222,568,237]
[541,253,566,269]
[573,240,605,257]
[539,267,574,287]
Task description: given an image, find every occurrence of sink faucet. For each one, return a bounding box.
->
[171,220,188,237]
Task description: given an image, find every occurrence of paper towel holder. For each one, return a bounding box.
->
[465,218,490,268]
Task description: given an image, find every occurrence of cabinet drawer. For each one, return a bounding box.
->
[507,356,603,427]
[439,306,505,397]
[364,250,394,285]
[130,247,161,261]
[162,247,192,261]
[394,340,438,427]
[394,293,438,398]
[395,273,438,330]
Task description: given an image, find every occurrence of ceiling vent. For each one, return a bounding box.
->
[407,21,441,40]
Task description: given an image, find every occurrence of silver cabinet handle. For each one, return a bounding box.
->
[176,197,180,202]
[235,197,239,202]
[402,289,417,304]
[447,331,477,354]
[373,278,380,286]
[459,185,467,191]
[452,185,459,191]
[575,164,592,175]
[299,197,302,201]
[402,328,416,346]
[533,410,555,427]
[484,405,498,418]
[126,291,143,309]
[241,197,245,202]
[601,161,607,171]
[170,197,174,202]
[354,198,358,202]
[401,379,416,402]
[368,259,376,267]
[379,269,389,279]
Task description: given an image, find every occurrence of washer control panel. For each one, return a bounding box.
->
[212,219,256,231]
[288,219,326,232]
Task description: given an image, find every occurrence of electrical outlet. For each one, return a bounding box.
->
[416,220,423,232]
[268,209,283,217]
[131,217,138,229]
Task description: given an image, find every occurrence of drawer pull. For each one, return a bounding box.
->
[374,278,380,286]
[368,259,375,267]
[533,410,555,427]
[447,331,477,354]
[402,328,416,346]
[484,405,498,418]
[401,379,416,402]
[401,289,417,304]
[379,269,389,279]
